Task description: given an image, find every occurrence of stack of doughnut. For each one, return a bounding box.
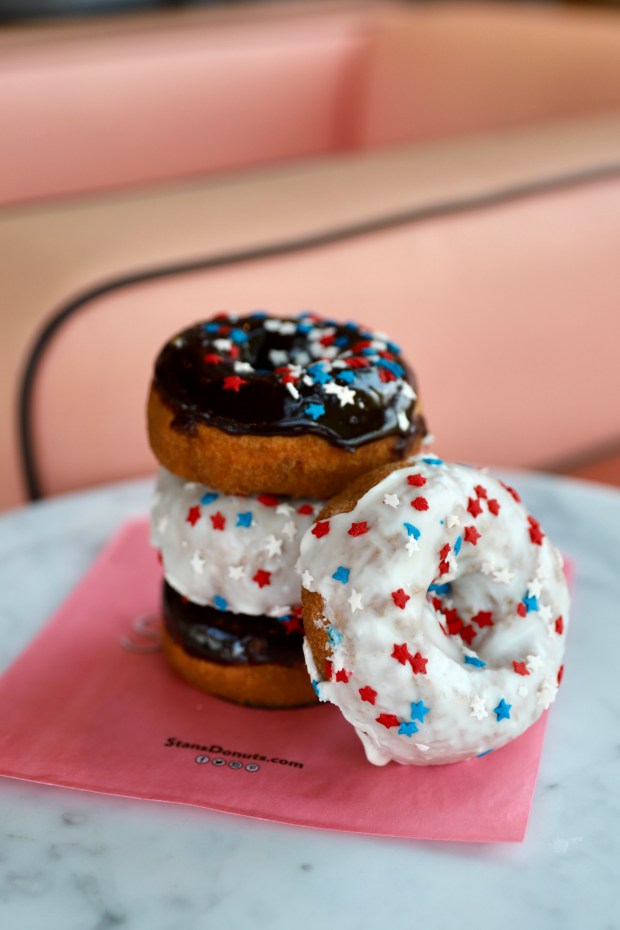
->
[147,311,427,708]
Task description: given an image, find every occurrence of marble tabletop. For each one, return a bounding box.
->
[0,471,618,930]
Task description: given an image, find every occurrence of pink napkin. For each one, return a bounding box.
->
[0,520,564,842]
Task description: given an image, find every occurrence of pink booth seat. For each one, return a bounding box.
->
[3,0,620,507]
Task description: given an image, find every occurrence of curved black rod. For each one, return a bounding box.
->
[18,158,620,500]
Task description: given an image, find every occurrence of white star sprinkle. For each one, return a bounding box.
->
[470,695,488,720]
[526,654,543,673]
[213,338,232,352]
[517,685,529,698]
[527,578,543,598]
[538,603,553,623]
[446,514,461,529]
[347,589,363,613]
[537,676,558,709]
[383,493,400,509]
[234,361,254,373]
[281,521,297,539]
[262,535,283,558]
[480,558,496,576]
[301,570,314,591]
[324,381,356,407]
[405,537,420,556]
[276,503,293,516]
[416,743,430,752]
[190,551,205,574]
[493,567,515,585]
[228,565,246,580]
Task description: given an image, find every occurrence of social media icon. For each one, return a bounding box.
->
[245,763,260,773]
[212,758,226,767]
[195,755,210,765]
[228,761,243,770]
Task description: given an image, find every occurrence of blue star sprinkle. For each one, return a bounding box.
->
[422,456,444,466]
[305,403,325,421]
[428,582,451,595]
[410,700,430,723]
[229,328,248,344]
[327,626,343,647]
[311,679,321,697]
[236,512,253,528]
[477,749,494,758]
[465,656,487,668]
[494,698,512,721]
[398,721,419,737]
[522,594,539,613]
[213,595,228,611]
[203,322,220,333]
[332,566,350,584]
[337,370,356,384]
[454,535,463,556]
[200,492,219,506]
[403,523,421,539]
[307,363,331,385]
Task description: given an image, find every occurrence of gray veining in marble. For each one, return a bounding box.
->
[0,471,619,930]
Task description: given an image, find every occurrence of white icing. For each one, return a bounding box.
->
[151,469,324,616]
[299,456,570,765]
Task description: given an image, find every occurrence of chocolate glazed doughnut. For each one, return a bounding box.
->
[162,582,316,708]
[148,312,427,498]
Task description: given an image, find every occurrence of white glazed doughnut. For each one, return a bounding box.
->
[151,469,324,616]
[299,455,570,765]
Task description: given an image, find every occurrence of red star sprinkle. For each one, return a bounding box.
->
[439,543,451,560]
[460,624,477,646]
[488,498,500,516]
[281,616,303,634]
[472,610,494,628]
[517,602,527,618]
[407,474,427,487]
[474,484,488,499]
[311,521,331,539]
[438,561,450,576]
[222,375,247,392]
[325,660,333,680]
[391,589,410,609]
[186,506,201,527]
[557,664,565,686]
[513,661,530,676]
[252,569,271,588]
[348,521,369,536]
[297,503,313,515]
[411,497,429,511]
[335,668,350,683]
[445,609,463,636]
[467,497,483,518]
[391,643,412,665]
[203,353,222,365]
[409,652,428,674]
[463,526,481,545]
[210,512,226,531]
[257,494,279,507]
[528,521,545,545]
[501,482,521,503]
[376,713,400,729]
[359,686,377,705]
[431,596,444,612]
[555,616,564,635]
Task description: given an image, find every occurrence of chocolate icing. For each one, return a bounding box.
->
[153,312,425,449]
[162,581,304,667]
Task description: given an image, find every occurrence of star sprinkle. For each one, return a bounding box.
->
[348,522,369,536]
[526,654,543,673]
[409,652,428,675]
[383,493,400,509]
[222,375,247,392]
[186,506,201,527]
[493,567,514,584]
[252,569,271,588]
[359,686,377,704]
[376,714,400,729]
[403,523,421,539]
[474,484,487,499]
[200,492,219,506]
[312,521,331,538]
[522,594,539,613]
[236,512,253,528]
[446,514,461,529]
[464,655,486,668]
[324,381,356,406]
[276,503,293,516]
[513,661,530,676]
[281,521,297,539]
[391,643,412,665]
[537,677,558,709]
[407,474,426,487]
[305,403,325,421]
[301,570,314,591]
[409,700,430,723]
[480,558,496,575]
[470,695,488,720]
[467,497,483,518]
[258,495,279,507]
[190,552,205,574]
[538,603,552,623]
[332,566,350,584]
[327,626,343,647]
[555,616,564,635]
[210,512,226,531]
[228,565,246,580]
[528,516,545,546]
[472,610,494,628]
[347,589,363,612]
[488,499,500,516]
[405,537,420,556]
[213,595,228,611]
[398,721,419,737]
[527,578,543,598]
[411,497,429,511]
[335,668,350,683]
[463,526,481,545]
[391,589,410,609]
[262,535,283,558]
[494,698,512,721]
